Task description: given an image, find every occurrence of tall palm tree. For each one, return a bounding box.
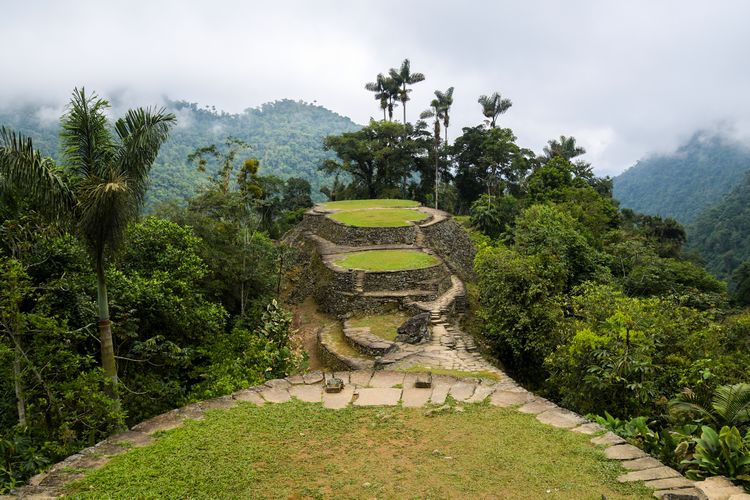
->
[365,73,389,121]
[0,88,175,385]
[543,135,586,161]
[434,87,454,145]
[420,98,444,209]
[389,58,426,124]
[478,92,512,128]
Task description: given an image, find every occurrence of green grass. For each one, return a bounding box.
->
[335,250,440,271]
[401,365,502,381]
[66,401,652,499]
[328,208,427,227]
[348,312,410,341]
[321,198,420,210]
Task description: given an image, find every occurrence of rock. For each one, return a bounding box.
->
[644,477,697,490]
[325,377,344,393]
[571,422,605,435]
[591,432,627,446]
[617,466,681,483]
[415,372,433,388]
[395,312,431,344]
[605,444,648,460]
[655,489,705,499]
[290,384,323,403]
[621,456,664,470]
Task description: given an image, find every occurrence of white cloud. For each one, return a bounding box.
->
[2,0,750,175]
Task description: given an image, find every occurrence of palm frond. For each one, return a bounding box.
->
[0,126,74,217]
[713,383,750,427]
[61,88,114,179]
[113,106,175,207]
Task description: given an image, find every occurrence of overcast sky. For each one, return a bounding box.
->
[3,0,750,176]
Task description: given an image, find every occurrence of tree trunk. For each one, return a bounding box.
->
[434,141,439,210]
[96,261,118,383]
[13,342,26,427]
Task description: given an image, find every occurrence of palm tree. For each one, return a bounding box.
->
[478,92,512,128]
[670,383,750,429]
[389,59,426,124]
[543,135,586,161]
[0,88,175,385]
[365,73,389,121]
[420,98,444,209]
[434,87,454,145]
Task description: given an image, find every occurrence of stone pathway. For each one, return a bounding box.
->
[14,370,747,499]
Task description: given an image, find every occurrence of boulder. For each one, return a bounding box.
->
[395,313,431,344]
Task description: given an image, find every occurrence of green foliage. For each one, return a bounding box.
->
[683,425,750,482]
[614,131,750,224]
[689,171,750,279]
[475,245,566,384]
[0,99,361,208]
[468,194,519,239]
[322,120,424,199]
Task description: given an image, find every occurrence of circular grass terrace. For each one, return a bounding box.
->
[327,208,428,227]
[334,249,440,271]
[321,198,420,210]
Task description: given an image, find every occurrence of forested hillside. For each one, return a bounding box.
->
[613,131,750,223]
[0,98,361,207]
[688,171,750,279]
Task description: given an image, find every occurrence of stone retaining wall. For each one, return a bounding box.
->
[422,218,476,279]
[304,212,418,246]
[360,263,447,293]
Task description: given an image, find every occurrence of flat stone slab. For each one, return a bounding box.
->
[131,411,184,434]
[353,387,402,406]
[429,377,455,404]
[490,390,534,407]
[572,422,605,435]
[448,379,478,401]
[591,432,627,446]
[303,371,325,385]
[233,389,265,405]
[286,374,305,385]
[622,457,665,470]
[605,444,649,460]
[696,476,749,498]
[201,395,237,410]
[519,398,558,414]
[369,371,405,388]
[644,477,697,490]
[466,383,496,403]
[349,370,373,387]
[536,409,587,429]
[108,430,154,448]
[653,488,706,499]
[322,385,355,409]
[265,378,291,389]
[259,387,291,404]
[401,385,433,407]
[618,466,681,483]
[290,384,323,403]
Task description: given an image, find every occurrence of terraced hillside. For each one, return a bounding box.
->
[283,200,495,375]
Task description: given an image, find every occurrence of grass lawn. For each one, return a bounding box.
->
[328,208,427,227]
[348,311,410,341]
[335,249,440,271]
[66,401,651,499]
[322,198,420,210]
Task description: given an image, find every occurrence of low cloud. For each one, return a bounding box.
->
[2,0,749,176]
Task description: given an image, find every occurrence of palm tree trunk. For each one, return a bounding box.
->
[434,141,439,210]
[13,343,26,427]
[96,260,118,383]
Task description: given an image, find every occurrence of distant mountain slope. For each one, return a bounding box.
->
[0,98,361,207]
[613,131,750,224]
[688,171,750,279]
